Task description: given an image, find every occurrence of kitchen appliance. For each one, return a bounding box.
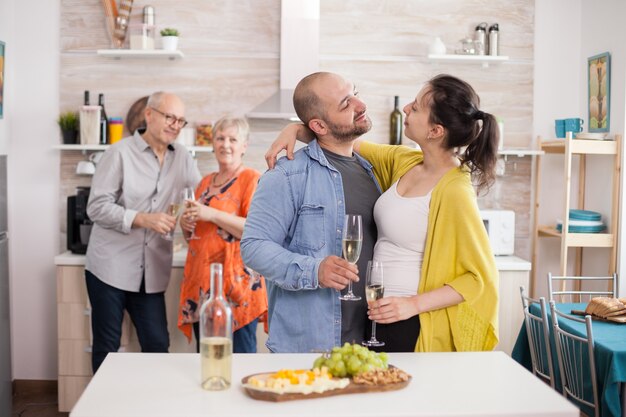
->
[67,186,92,254]
[246,0,319,120]
[0,155,11,417]
[480,209,515,255]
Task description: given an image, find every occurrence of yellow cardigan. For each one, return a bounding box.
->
[359,141,499,352]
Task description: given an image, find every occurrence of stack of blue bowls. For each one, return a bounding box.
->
[556,209,606,233]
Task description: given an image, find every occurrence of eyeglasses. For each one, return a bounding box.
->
[150,107,188,128]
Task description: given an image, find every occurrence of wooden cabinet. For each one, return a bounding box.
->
[493,257,531,355]
[531,134,622,294]
[56,265,194,412]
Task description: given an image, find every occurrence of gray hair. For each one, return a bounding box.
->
[213,116,250,142]
[146,91,167,109]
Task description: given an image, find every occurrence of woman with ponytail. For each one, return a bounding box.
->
[268,74,499,352]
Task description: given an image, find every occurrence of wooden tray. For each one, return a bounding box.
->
[571,309,626,323]
[241,369,411,402]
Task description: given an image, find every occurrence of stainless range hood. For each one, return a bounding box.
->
[246,0,319,121]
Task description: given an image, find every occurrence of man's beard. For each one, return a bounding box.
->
[326,114,372,143]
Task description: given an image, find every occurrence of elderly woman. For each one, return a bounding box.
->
[178,116,267,353]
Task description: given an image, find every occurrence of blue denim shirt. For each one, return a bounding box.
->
[241,140,381,353]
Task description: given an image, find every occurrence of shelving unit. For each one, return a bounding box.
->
[96,49,184,60]
[530,134,622,294]
[427,54,509,68]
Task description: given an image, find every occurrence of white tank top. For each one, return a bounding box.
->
[373,180,431,297]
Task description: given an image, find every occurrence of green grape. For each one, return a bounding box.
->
[331,352,342,362]
[334,360,347,377]
[347,356,361,375]
[359,363,374,374]
[313,356,325,370]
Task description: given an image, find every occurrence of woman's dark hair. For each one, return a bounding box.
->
[425,74,499,192]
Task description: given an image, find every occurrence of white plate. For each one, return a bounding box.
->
[575,132,610,140]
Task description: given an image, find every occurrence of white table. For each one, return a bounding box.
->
[70,352,577,417]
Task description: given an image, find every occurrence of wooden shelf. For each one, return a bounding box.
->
[537,225,614,247]
[53,144,212,153]
[427,54,509,67]
[540,139,618,155]
[96,49,184,60]
[531,134,622,294]
[498,148,543,157]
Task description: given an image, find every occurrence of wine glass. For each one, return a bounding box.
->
[339,214,362,301]
[363,260,384,347]
[182,187,200,240]
[162,200,182,241]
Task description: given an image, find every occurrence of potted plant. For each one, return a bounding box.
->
[160,28,179,51]
[57,111,79,144]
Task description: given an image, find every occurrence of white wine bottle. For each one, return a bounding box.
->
[200,263,233,390]
[389,95,403,145]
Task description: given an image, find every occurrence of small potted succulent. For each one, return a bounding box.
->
[160,28,180,51]
[57,111,79,144]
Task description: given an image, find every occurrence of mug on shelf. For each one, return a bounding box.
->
[555,118,584,138]
[76,160,96,176]
[564,118,584,136]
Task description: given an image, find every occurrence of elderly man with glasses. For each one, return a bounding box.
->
[85,91,201,372]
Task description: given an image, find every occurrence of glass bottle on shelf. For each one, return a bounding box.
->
[98,94,109,145]
[199,263,233,390]
[389,96,403,145]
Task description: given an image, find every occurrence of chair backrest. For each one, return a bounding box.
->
[519,286,555,388]
[547,273,617,302]
[549,301,600,417]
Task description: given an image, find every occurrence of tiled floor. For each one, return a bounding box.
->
[12,381,68,417]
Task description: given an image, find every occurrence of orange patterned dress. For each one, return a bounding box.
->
[178,168,267,342]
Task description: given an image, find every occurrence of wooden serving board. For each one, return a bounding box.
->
[241,370,411,402]
[571,310,626,324]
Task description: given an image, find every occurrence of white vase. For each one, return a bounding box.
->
[161,36,179,51]
[429,37,447,55]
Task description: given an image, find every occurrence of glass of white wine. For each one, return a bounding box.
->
[363,260,384,347]
[339,214,362,301]
[162,200,182,241]
[182,187,200,240]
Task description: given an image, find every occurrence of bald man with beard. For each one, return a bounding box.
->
[242,72,381,353]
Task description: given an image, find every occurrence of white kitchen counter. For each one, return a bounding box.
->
[54,249,188,267]
[70,352,577,417]
[494,255,531,271]
[56,250,531,271]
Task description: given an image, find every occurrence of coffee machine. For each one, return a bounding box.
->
[67,186,92,254]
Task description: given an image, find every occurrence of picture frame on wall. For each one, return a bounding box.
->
[588,51,610,132]
[0,41,5,119]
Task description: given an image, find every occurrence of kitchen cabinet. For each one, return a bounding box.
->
[531,134,622,294]
[55,253,195,412]
[494,256,531,355]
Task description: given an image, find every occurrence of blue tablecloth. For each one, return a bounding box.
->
[512,302,626,417]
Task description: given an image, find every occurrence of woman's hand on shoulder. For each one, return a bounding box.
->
[265,123,314,169]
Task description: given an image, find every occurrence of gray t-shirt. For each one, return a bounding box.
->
[322,149,380,345]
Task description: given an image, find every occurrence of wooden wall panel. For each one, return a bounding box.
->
[59,0,535,258]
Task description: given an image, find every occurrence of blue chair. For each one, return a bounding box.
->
[519,286,555,389]
[549,300,599,417]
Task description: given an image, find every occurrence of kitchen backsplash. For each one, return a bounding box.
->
[59,0,535,258]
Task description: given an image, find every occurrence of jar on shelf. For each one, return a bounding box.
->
[129,23,155,50]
